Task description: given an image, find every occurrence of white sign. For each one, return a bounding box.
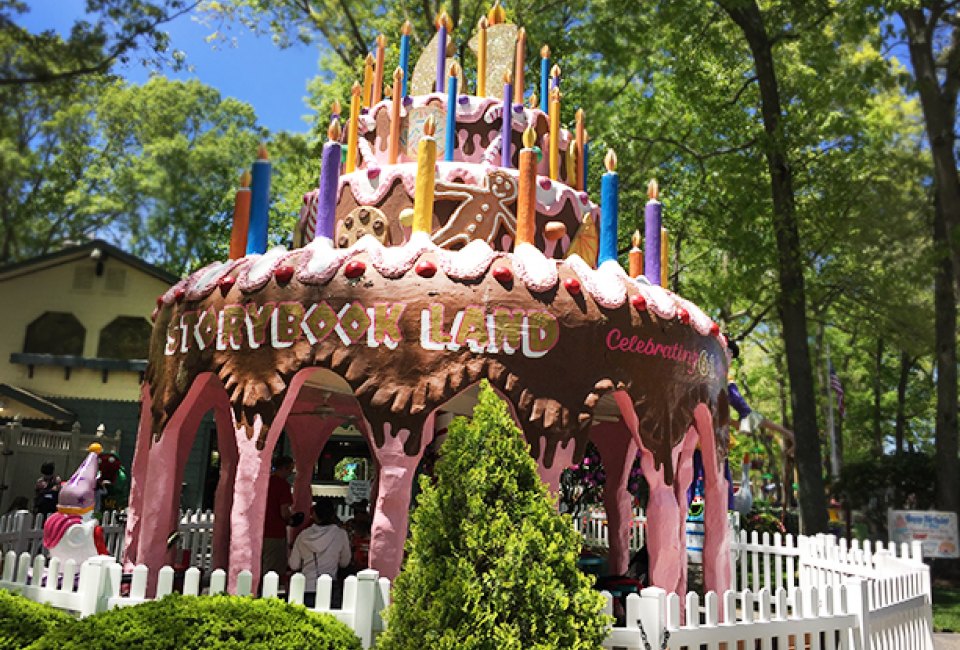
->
[888,509,959,558]
[347,480,371,504]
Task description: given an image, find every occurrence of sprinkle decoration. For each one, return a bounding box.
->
[415,259,438,277]
[344,260,366,279]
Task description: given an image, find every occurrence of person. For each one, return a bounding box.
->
[261,455,296,578]
[346,501,371,572]
[289,499,351,608]
[34,462,61,515]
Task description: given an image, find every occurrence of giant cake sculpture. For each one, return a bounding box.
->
[124,3,732,598]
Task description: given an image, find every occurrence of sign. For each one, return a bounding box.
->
[347,480,371,504]
[888,509,959,558]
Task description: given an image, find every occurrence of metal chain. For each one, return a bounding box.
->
[636,619,671,650]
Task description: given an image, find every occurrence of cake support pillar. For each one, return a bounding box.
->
[368,415,435,579]
[122,384,156,570]
[535,438,576,498]
[591,421,639,576]
[694,403,731,594]
[671,426,700,599]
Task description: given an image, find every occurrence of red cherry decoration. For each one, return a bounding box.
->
[678,307,690,324]
[174,287,186,303]
[710,322,720,336]
[492,266,513,283]
[344,260,366,279]
[415,259,437,278]
[563,277,582,295]
[217,275,236,296]
[631,294,647,310]
[274,265,294,284]
[156,296,164,308]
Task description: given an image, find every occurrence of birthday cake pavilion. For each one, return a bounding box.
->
[124,4,732,597]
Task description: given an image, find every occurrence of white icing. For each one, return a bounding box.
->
[359,231,431,278]
[438,239,499,280]
[238,246,289,292]
[639,282,678,320]
[565,258,628,309]
[513,243,559,292]
[297,237,352,284]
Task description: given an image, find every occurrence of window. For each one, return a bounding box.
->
[97,316,152,360]
[24,312,85,356]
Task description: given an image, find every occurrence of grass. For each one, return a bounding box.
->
[934,585,960,633]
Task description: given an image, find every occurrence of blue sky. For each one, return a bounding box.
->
[21,1,321,133]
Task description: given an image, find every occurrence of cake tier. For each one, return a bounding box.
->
[297,161,598,258]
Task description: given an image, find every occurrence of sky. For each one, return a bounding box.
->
[20,0,322,133]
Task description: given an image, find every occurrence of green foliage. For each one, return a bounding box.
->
[0,589,73,650]
[29,593,361,650]
[377,382,610,650]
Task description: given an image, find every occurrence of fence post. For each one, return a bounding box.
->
[845,577,870,650]
[637,586,667,648]
[77,556,119,617]
[353,569,379,649]
[12,510,30,556]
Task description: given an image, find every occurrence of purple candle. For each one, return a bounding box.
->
[436,11,449,93]
[502,73,512,167]
[316,119,342,241]
[644,179,662,285]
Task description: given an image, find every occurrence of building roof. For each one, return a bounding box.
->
[0,239,179,285]
[0,383,76,422]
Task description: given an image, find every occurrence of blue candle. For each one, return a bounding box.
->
[445,62,459,161]
[316,119,342,241]
[539,45,550,112]
[436,12,449,93]
[400,21,412,96]
[598,149,619,266]
[644,180,662,285]
[502,74,512,167]
[246,144,271,255]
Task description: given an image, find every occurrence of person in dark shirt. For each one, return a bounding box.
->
[261,456,295,577]
[34,462,61,515]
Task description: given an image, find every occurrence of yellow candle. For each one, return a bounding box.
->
[373,35,387,104]
[362,53,375,107]
[629,231,643,278]
[548,87,560,180]
[346,82,361,173]
[477,16,488,97]
[413,116,438,234]
[513,27,526,104]
[487,0,506,24]
[389,68,403,164]
[567,138,577,185]
[575,108,585,191]
[660,227,669,288]
[516,127,538,247]
[528,92,537,109]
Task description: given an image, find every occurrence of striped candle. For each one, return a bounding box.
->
[245,144,272,255]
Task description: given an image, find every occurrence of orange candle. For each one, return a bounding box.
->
[362,53,375,107]
[548,87,560,180]
[229,171,252,259]
[516,127,537,247]
[661,227,669,288]
[575,108,585,191]
[373,35,386,104]
[389,67,403,164]
[346,82,361,173]
[513,27,526,104]
[628,230,643,278]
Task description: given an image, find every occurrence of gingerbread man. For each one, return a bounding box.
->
[431,169,518,250]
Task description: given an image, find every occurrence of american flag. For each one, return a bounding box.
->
[829,364,845,419]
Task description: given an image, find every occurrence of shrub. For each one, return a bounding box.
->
[0,589,73,650]
[377,381,611,650]
[29,593,360,650]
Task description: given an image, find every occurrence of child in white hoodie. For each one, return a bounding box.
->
[289,499,351,607]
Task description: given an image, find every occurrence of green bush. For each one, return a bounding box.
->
[0,589,73,650]
[377,381,611,650]
[29,593,361,650]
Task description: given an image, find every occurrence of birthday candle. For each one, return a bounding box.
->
[528,93,537,109]
[316,119,342,241]
[661,227,669,288]
[246,144,272,255]
[362,53,375,107]
[477,17,488,96]
[514,28,526,104]
[644,179,662,285]
[628,230,643,278]
[413,116,438,234]
[548,87,560,180]
[540,45,550,112]
[488,0,506,23]
[400,21,412,96]
[550,63,561,91]
[389,68,403,164]
[346,82,361,173]
[445,61,460,162]
[331,99,341,122]
[575,108,585,191]
[516,127,537,247]
[582,136,590,192]
[372,34,386,104]
[598,149,619,265]
[436,10,450,93]
[502,72,512,168]
[567,139,577,185]
[228,171,251,259]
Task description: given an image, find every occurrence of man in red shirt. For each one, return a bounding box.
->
[261,455,295,578]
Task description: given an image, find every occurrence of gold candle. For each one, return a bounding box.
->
[346,82,361,173]
[548,87,560,180]
[362,53,375,107]
[372,35,387,104]
[477,16,488,97]
[389,68,403,164]
[412,116,438,234]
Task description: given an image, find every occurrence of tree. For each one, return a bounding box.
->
[377,382,609,650]
[0,0,197,87]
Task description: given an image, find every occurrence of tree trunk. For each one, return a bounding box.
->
[894,351,912,455]
[934,198,959,514]
[718,0,828,533]
[873,338,884,456]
